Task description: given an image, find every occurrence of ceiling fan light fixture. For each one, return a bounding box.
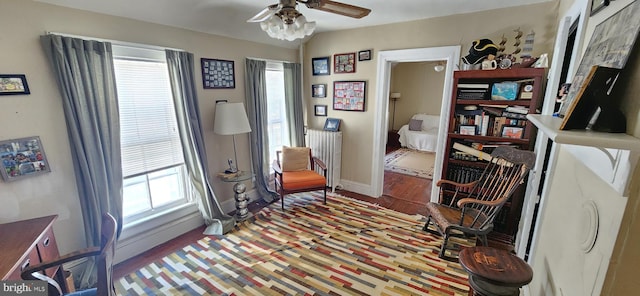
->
[260,12,315,41]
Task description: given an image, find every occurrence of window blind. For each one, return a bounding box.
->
[113,58,184,178]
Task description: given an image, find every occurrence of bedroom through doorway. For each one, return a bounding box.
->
[383,60,447,204]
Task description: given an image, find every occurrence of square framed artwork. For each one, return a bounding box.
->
[334,52,356,74]
[201,58,235,89]
[358,49,372,61]
[333,81,366,111]
[312,56,330,76]
[324,118,341,132]
[0,136,51,182]
[459,125,477,135]
[312,84,327,98]
[0,74,30,95]
[314,105,327,116]
[501,125,524,139]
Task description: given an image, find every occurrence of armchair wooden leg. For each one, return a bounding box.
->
[323,187,327,204]
[281,193,285,211]
[478,234,488,246]
[439,231,450,259]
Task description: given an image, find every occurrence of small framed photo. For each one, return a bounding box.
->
[312,56,330,76]
[358,49,372,61]
[323,118,341,132]
[312,84,326,98]
[0,74,30,95]
[334,52,356,74]
[501,125,524,139]
[0,136,51,182]
[201,58,235,89]
[314,105,327,116]
[459,125,477,135]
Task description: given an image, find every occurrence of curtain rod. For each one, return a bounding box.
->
[246,56,296,64]
[46,31,184,52]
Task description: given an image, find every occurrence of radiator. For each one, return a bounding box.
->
[306,129,342,192]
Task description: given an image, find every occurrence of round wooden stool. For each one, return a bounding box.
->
[458,246,533,296]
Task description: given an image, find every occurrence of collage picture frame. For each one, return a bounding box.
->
[201,58,235,89]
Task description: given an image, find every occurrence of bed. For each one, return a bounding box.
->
[397,114,440,152]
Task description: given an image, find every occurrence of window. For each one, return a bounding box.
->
[265,62,290,168]
[112,46,189,223]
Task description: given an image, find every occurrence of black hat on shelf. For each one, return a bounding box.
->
[462,39,499,65]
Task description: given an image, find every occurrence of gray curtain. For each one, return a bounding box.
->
[245,58,278,203]
[166,50,235,235]
[284,63,305,147]
[40,34,123,244]
[41,34,123,289]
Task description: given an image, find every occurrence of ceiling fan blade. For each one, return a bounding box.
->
[247,4,279,23]
[312,0,371,19]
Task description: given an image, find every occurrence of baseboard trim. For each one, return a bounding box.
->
[340,179,376,197]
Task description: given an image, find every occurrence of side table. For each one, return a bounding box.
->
[458,246,533,296]
[218,171,253,221]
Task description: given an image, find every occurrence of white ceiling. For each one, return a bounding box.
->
[35,0,553,49]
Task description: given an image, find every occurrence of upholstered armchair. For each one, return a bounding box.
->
[273,146,327,210]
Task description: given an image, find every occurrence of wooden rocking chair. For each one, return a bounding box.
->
[423,146,535,260]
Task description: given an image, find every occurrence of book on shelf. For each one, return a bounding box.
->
[482,106,504,116]
[505,106,529,114]
[457,89,488,100]
[502,111,528,119]
[452,142,493,162]
[457,83,490,89]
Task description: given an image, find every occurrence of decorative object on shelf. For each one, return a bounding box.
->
[560,65,624,132]
[201,58,235,89]
[333,80,366,111]
[462,39,498,65]
[312,56,330,76]
[491,82,520,100]
[459,125,477,135]
[312,84,326,98]
[497,34,507,56]
[0,136,50,181]
[358,49,372,61]
[501,125,524,139]
[521,30,535,59]
[213,102,252,174]
[389,92,401,129]
[314,104,327,116]
[558,0,639,117]
[323,118,341,132]
[246,0,370,41]
[334,52,356,74]
[591,0,610,15]
[481,59,497,70]
[0,74,30,95]
[512,28,523,55]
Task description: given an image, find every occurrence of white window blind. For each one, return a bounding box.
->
[113,58,184,177]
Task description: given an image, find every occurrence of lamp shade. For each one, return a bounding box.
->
[390,92,401,99]
[213,102,252,135]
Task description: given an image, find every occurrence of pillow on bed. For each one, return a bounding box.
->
[408,119,423,131]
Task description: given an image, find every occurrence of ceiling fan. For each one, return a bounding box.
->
[247,0,371,41]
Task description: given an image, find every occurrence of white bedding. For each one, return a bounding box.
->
[397,114,440,152]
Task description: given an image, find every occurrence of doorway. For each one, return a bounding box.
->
[371,46,461,200]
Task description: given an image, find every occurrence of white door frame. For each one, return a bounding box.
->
[371,46,460,199]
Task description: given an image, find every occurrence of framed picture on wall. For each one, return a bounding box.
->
[314,105,327,116]
[201,58,235,89]
[312,84,326,98]
[312,56,330,76]
[334,52,356,74]
[0,74,30,95]
[333,80,366,111]
[0,136,51,181]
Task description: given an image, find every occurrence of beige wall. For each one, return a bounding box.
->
[0,0,297,254]
[304,2,557,185]
[389,62,445,131]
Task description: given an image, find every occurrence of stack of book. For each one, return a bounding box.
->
[456,83,490,100]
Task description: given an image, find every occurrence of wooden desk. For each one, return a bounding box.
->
[0,215,66,291]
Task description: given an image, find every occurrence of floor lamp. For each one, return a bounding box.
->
[213,102,252,173]
[390,92,401,131]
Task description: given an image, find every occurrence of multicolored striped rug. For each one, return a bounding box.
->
[116,192,472,295]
